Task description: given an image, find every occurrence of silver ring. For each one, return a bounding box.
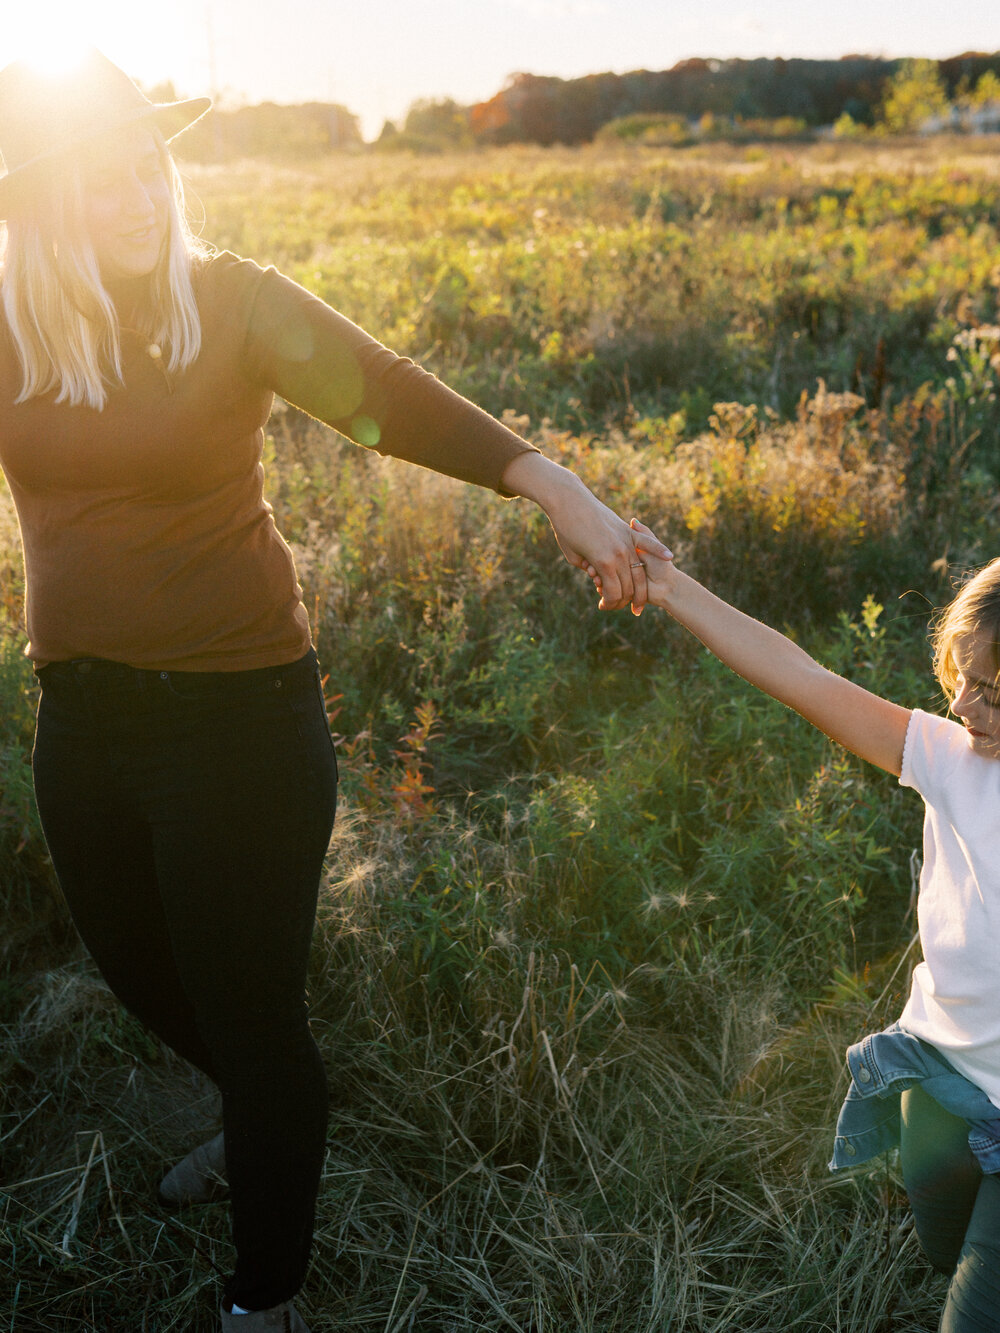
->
[629,561,644,569]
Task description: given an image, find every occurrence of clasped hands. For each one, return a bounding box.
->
[500,452,673,615]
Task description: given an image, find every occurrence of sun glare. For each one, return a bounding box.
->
[4,6,200,108]
[24,46,89,77]
[9,20,91,75]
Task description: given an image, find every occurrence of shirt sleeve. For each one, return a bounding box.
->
[899,708,970,802]
[241,260,537,493]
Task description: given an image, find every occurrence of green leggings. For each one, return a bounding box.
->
[901,1085,1000,1332]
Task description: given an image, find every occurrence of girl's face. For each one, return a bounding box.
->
[950,634,1000,759]
[79,125,170,281]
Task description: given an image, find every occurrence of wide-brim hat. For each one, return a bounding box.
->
[0,47,211,219]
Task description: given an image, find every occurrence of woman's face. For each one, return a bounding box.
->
[79,125,170,281]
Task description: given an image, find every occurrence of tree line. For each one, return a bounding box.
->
[154,51,1000,159]
[458,54,1000,148]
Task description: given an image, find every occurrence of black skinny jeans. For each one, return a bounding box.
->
[901,1085,1000,1332]
[32,649,338,1312]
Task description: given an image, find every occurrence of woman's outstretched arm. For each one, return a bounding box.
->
[244,260,671,612]
[629,519,912,775]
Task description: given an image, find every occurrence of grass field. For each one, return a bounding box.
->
[2,138,999,1330]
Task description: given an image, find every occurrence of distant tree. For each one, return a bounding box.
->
[506,74,568,145]
[464,55,931,146]
[178,101,362,160]
[469,88,511,140]
[970,69,1000,106]
[840,95,874,126]
[404,98,472,146]
[596,112,691,146]
[144,79,180,104]
[878,58,949,133]
[698,111,726,139]
[938,50,1000,100]
[833,111,869,139]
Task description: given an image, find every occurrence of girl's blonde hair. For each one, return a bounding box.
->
[931,557,1000,699]
[0,130,208,410]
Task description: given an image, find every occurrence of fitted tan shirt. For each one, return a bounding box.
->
[0,252,535,671]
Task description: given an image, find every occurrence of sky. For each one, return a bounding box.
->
[2,1,999,141]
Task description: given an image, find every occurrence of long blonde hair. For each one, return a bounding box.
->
[931,557,1000,700]
[0,131,207,409]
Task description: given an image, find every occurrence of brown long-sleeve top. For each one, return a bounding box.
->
[0,251,535,670]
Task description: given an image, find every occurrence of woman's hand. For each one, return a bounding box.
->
[500,453,671,613]
[582,517,676,608]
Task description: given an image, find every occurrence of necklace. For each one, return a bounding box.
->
[144,341,174,394]
[119,325,175,394]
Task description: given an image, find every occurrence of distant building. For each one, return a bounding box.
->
[968,100,1000,133]
[920,101,1000,134]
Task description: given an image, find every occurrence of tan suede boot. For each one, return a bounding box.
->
[219,1301,311,1332]
[157,1131,228,1205]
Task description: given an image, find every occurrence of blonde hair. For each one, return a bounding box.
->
[0,131,207,409]
[931,557,1000,700]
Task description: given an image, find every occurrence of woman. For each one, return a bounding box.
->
[0,48,665,1331]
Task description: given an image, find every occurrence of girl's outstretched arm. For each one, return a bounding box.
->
[628,519,911,776]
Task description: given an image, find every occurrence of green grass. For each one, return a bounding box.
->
[2,138,998,1329]
[184,141,1000,431]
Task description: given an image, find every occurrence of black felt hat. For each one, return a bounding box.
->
[0,47,210,218]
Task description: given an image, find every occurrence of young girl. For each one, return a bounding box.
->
[616,524,1000,1333]
[0,49,667,1332]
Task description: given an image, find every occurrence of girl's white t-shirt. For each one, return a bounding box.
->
[898,708,1000,1109]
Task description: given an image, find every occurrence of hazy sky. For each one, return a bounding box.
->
[3,1,999,140]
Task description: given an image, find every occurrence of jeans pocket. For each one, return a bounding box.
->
[287,667,338,772]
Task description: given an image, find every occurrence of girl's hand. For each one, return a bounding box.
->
[500,453,671,613]
[628,518,675,606]
[584,517,675,609]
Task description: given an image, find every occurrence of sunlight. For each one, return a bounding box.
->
[2,6,185,91]
[6,15,91,74]
[15,37,90,77]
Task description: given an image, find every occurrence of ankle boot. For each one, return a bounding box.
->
[219,1301,311,1332]
[157,1131,228,1205]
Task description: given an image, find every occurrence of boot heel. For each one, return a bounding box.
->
[157,1131,228,1206]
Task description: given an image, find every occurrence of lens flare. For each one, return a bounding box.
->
[12,28,90,77]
